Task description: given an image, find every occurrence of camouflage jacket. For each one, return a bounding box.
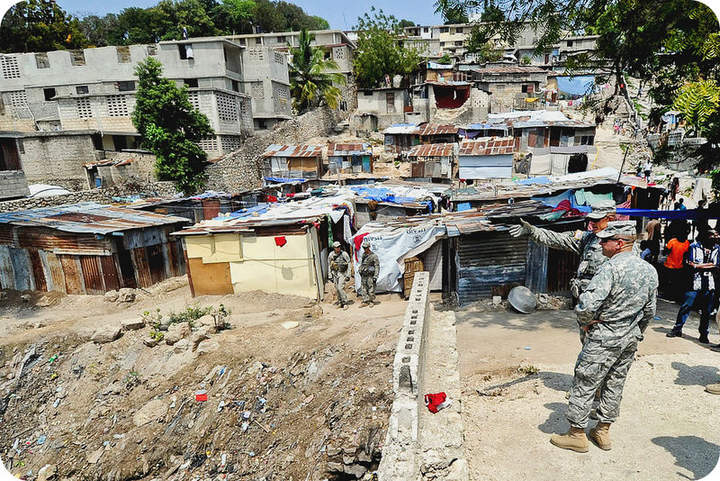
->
[328,250,351,278]
[529,226,641,283]
[359,251,380,280]
[575,251,658,342]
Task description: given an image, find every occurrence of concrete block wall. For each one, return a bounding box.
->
[378,271,430,481]
[20,133,98,190]
[0,170,31,200]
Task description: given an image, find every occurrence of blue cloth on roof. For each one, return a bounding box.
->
[532,189,591,213]
[265,176,305,183]
[517,176,551,185]
[226,204,270,218]
[616,208,720,220]
[557,76,595,96]
[457,202,472,212]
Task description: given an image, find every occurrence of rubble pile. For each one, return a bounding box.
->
[0,326,393,481]
[535,294,573,310]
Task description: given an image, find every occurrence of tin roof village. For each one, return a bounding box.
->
[0,1,719,480]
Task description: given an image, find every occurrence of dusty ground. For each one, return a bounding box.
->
[0,278,408,481]
[457,299,720,481]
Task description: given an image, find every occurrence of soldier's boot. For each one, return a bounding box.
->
[705,383,720,395]
[550,427,589,453]
[589,422,612,451]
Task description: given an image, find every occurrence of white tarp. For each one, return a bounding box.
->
[352,222,446,293]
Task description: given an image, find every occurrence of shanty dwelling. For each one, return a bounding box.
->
[175,218,329,299]
[383,123,421,155]
[417,123,459,144]
[406,143,457,180]
[260,144,324,180]
[457,137,515,180]
[470,64,548,113]
[84,150,156,188]
[354,87,411,131]
[327,143,373,174]
[0,203,188,294]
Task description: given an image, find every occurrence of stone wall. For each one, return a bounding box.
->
[0,170,31,200]
[206,106,347,192]
[0,182,177,213]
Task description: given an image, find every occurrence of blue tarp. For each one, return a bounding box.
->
[350,186,433,212]
[517,176,552,185]
[532,189,591,213]
[457,202,472,212]
[226,204,270,218]
[556,75,595,96]
[264,176,305,183]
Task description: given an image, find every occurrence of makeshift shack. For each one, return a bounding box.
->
[327,143,373,174]
[174,193,357,299]
[0,203,188,294]
[406,143,457,179]
[417,123,459,144]
[261,144,324,179]
[458,137,515,180]
[383,124,420,154]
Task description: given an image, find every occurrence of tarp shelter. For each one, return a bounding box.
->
[556,75,595,98]
[261,144,324,179]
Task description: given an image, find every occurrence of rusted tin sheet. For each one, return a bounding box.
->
[80,256,104,294]
[122,227,167,250]
[146,245,165,285]
[100,256,120,291]
[17,228,110,254]
[187,258,233,296]
[58,255,83,294]
[43,251,66,293]
[28,249,47,292]
[117,249,137,288]
[202,198,221,220]
[9,247,33,291]
[0,245,15,289]
[0,225,13,245]
[132,247,152,288]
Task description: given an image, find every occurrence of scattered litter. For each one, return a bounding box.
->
[424,392,452,413]
[195,390,208,402]
[217,400,225,412]
[241,421,250,432]
[36,435,46,445]
[48,354,59,364]
[255,397,267,412]
[524,346,532,350]
[242,411,252,420]
[281,321,299,330]
[53,399,60,408]
[654,316,661,320]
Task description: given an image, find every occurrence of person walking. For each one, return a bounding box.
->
[662,226,690,300]
[666,230,718,343]
[328,241,351,309]
[358,239,380,307]
[550,222,658,453]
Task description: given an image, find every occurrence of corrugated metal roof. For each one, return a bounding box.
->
[459,137,515,156]
[407,143,456,157]
[0,202,189,235]
[327,142,372,156]
[260,144,323,158]
[472,65,547,75]
[417,124,459,136]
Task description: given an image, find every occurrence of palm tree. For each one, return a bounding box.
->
[289,29,346,114]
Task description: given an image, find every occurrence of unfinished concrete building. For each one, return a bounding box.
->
[0,37,291,189]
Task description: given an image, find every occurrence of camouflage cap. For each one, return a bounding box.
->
[362,239,371,248]
[332,241,341,248]
[587,208,615,220]
[596,221,637,239]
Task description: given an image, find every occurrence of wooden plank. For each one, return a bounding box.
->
[146,245,165,285]
[59,255,83,294]
[44,251,66,293]
[132,247,152,288]
[187,258,233,295]
[0,245,14,289]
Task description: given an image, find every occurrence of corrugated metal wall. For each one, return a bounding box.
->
[456,231,529,305]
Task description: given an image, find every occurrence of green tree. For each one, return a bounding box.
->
[434,0,469,24]
[212,0,256,34]
[0,0,88,53]
[79,14,121,47]
[132,57,214,194]
[673,80,720,136]
[289,29,345,113]
[353,7,421,88]
[398,19,416,29]
[466,24,501,61]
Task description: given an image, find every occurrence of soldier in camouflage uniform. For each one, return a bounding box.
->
[509,208,618,300]
[358,239,380,307]
[550,222,658,453]
[328,241,352,308]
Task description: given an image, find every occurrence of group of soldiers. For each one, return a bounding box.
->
[327,239,380,308]
[510,209,659,453]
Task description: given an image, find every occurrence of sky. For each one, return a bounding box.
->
[50,0,445,29]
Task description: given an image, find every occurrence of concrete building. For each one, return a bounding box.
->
[0,132,30,200]
[0,37,294,189]
[470,64,548,113]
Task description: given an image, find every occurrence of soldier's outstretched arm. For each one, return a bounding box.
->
[509,219,582,254]
[575,267,613,328]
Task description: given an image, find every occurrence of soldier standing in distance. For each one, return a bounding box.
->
[550,221,658,453]
[358,239,380,307]
[328,241,351,309]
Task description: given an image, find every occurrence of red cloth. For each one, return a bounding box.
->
[424,392,447,414]
[274,236,287,247]
[286,193,295,198]
[552,199,582,217]
[353,233,370,261]
[267,195,278,203]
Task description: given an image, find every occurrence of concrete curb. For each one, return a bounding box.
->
[378,271,430,481]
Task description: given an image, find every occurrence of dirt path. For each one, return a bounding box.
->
[456,300,720,481]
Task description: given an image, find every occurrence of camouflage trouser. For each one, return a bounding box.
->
[333,274,348,304]
[361,275,376,302]
[567,336,638,428]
